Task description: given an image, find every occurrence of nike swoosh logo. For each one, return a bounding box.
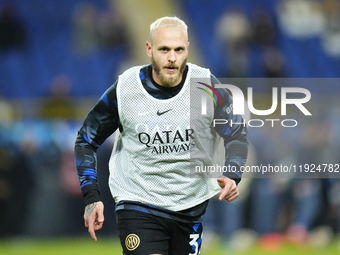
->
[157,109,172,116]
[138,111,150,116]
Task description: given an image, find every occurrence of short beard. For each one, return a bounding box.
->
[151,56,187,87]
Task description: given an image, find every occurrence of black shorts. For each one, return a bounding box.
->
[115,210,203,255]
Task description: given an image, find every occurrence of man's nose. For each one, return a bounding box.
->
[168,51,176,62]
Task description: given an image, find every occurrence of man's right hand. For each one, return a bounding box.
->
[84,201,104,242]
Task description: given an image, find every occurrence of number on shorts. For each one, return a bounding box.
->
[189,233,199,255]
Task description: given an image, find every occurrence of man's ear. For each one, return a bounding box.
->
[146,41,152,57]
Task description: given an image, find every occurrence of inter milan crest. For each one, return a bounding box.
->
[125,234,140,251]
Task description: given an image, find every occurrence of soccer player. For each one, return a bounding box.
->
[75,16,248,255]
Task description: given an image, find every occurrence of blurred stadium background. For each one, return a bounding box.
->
[1,0,340,254]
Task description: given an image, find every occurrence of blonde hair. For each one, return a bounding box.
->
[149,16,188,42]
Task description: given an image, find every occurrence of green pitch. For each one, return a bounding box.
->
[0,237,339,255]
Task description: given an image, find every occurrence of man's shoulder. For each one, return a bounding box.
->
[187,62,209,71]
[119,65,148,77]
[187,62,212,79]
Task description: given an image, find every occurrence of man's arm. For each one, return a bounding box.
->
[74,81,119,240]
[211,74,248,199]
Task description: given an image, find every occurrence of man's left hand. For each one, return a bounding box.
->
[217,176,239,202]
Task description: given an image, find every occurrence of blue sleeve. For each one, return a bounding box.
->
[74,81,120,205]
[211,74,248,184]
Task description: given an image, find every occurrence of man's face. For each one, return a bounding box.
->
[146,27,189,87]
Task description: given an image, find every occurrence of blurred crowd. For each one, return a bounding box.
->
[216,3,286,79]
[0,1,127,53]
[72,1,128,55]
[0,118,117,238]
[210,0,340,81]
[0,0,340,252]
